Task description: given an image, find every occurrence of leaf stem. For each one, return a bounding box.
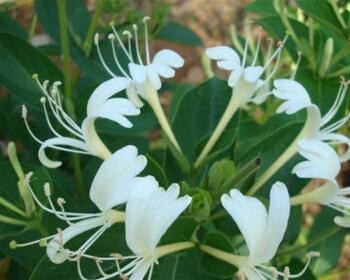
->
[83,0,104,56]
[28,14,37,42]
[0,214,27,226]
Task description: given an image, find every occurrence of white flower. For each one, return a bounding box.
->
[23,77,140,168]
[123,183,192,280]
[13,146,148,264]
[94,17,183,152]
[221,182,290,278]
[272,79,350,161]
[206,36,287,105]
[94,17,184,107]
[291,181,350,228]
[292,139,341,182]
[75,182,192,280]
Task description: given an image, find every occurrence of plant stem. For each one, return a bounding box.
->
[278,226,340,257]
[199,244,246,267]
[28,14,37,42]
[0,214,27,226]
[58,0,84,200]
[156,242,195,258]
[247,106,320,195]
[83,0,104,56]
[57,0,74,116]
[0,197,27,218]
[145,86,182,153]
[72,153,84,202]
[194,91,240,169]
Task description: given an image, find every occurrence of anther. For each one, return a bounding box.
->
[32,73,39,80]
[21,105,27,118]
[132,24,138,31]
[94,33,99,46]
[122,31,132,38]
[40,97,46,104]
[108,33,115,40]
[109,21,115,27]
[9,240,17,249]
[283,267,290,280]
[44,183,51,197]
[39,239,47,247]
[57,197,66,206]
[307,251,320,258]
[143,16,150,23]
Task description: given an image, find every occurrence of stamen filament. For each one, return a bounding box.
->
[132,24,144,65]
[110,23,133,61]
[94,34,117,78]
[143,16,151,64]
[108,34,130,78]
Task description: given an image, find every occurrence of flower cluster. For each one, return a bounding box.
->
[14,17,350,280]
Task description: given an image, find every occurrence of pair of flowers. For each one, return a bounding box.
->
[15,145,193,280]
[272,79,350,227]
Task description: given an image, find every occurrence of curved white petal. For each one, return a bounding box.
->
[89,145,147,212]
[318,132,350,162]
[126,183,191,256]
[250,82,271,105]
[221,189,267,260]
[152,63,175,78]
[273,79,312,115]
[88,98,140,128]
[152,49,184,68]
[47,216,105,264]
[243,66,263,83]
[39,137,89,168]
[146,66,162,90]
[126,84,144,108]
[129,63,147,84]
[242,267,262,280]
[252,182,290,264]
[228,67,243,87]
[129,258,154,280]
[206,46,240,70]
[293,139,341,181]
[87,77,130,114]
[334,216,350,227]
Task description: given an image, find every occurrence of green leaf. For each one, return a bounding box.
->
[170,78,238,165]
[200,231,237,278]
[0,33,63,110]
[296,0,348,39]
[142,155,168,187]
[309,208,346,276]
[235,113,306,196]
[245,0,277,17]
[156,21,203,47]
[0,12,27,38]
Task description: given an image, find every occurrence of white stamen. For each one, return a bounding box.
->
[143,16,151,64]
[109,34,130,78]
[122,30,134,62]
[110,23,133,62]
[132,24,144,65]
[94,33,117,78]
[44,183,51,196]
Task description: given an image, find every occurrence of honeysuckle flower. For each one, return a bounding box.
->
[94,16,183,151]
[200,182,319,279]
[77,182,193,280]
[248,78,349,195]
[23,76,140,168]
[291,181,350,228]
[292,139,341,183]
[11,146,148,264]
[194,36,287,169]
[290,140,350,228]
